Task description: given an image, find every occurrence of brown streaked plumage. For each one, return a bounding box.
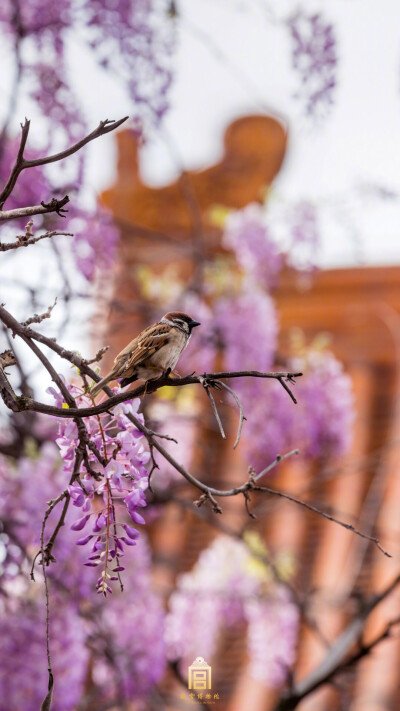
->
[91,312,201,396]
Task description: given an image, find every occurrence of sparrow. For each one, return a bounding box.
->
[91,311,201,396]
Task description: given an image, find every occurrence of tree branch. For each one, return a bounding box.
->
[0,227,73,250]
[275,573,400,710]
[6,368,301,419]
[251,481,391,557]
[2,302,382,559]
[21,299,58,326]
[0,197,71,223]
[0,116,129,210]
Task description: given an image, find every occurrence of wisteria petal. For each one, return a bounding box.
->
[70,514,90,531]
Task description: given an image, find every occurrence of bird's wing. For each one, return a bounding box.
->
[115,322,171,374]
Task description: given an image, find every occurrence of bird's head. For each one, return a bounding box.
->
[161,311,201,334]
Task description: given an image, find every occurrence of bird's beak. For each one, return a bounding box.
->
[189,320,201,328]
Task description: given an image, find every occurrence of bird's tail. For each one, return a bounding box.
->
[91,372,117,397]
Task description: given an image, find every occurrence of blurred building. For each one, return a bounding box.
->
[100,117,400,711]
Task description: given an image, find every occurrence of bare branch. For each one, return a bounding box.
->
[333,616,400,674]
[22,299,57,326]
[275,574,400,710]
[6,369,303,419]
[23,117,129,170]
[0,349,17,368]
[277,374,299,404]
[216,379,246,449]
[0,197,70,223]
[0,117,30,209]
[83,346,110,366]
[0,365,20,412]
[0,116,129,210]
[147,430,178,444]
[0,222,74,252]
[251,480,391,557]
[200,378,226,440]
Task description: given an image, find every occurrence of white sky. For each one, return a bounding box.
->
[68,0,400,269]
[2,0,400,269]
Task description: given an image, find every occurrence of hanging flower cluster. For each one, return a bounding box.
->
[165,535,299,687]
[215,289,278,374]
[0,445,166,710]
[0,0,175,138]
[0,596,89,711]
[287,200,320,271]
[68,211,121,281]
[295,349,355,458]
[49,380,150,594]
[239,348,354,469]
[286,10,337,118]
[222,203,283,288]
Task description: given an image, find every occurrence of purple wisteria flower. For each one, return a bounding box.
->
[49,383,150,594]
[239,349,354,469]
[222,203,283,288]
[240,382,297,470]
[69,210,121,281]
[286,10,337,118]
[0,447,166,707]
[215,288,278,375]
[296,350,354,459]
[0,596,89,711]
[165,535,299,686]
[0,0,175,135]
[84,0,175,129]
[245,588,299,686]
[288,201,320,272]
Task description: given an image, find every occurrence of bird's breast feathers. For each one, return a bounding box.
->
[150,327,189,370]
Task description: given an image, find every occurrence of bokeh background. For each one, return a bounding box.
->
[1,2,400,710]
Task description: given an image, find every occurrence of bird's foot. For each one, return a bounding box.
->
[199,374,222,390]
[161,367,181,379]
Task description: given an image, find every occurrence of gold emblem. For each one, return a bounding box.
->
[188,657,212,690]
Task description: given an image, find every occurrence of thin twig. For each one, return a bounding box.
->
[278,374,298,404]
[0,228,73,248]
[147,430,178,444]
[40,517,54,711]
[251,483,391,557]
[203,383,226,440]
[0,116,128,210]
[275,574,400,710]
[22,298,57,326]
[0,198,70,223]
[30,491,68,580]
[83,346,110,365]
[216,379,246,448]
[0,117,30,209]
